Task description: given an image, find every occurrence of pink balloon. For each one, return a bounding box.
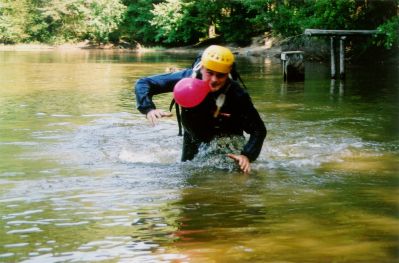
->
[173,78,210,108]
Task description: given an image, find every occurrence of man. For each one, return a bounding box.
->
[135,45,266,173]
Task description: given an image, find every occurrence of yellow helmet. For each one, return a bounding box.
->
[201,45,234,74]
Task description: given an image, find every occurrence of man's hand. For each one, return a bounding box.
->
[227,154,251,174]
[146,109,172,126]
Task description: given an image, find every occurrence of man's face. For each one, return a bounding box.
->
[200,67,229,92]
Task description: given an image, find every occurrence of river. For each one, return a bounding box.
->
[0,50,398,262]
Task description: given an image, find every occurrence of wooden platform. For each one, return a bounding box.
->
[304,29,379,36]
[304,29,379,79]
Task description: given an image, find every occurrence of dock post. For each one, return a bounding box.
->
[281,52,288,81]
[330,37,336,79]
[280,51,304,81]
[339,36,346,79]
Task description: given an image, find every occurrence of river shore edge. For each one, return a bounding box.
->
[3,39,393,63]
[0,38,283,59]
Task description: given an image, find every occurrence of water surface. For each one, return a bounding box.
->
[0,50,398,262]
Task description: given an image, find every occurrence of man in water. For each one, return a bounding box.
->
[134,45,266,173]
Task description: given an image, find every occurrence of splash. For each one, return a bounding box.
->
[188,136,246,171]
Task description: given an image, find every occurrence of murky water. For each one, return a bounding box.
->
[0,50,398,262]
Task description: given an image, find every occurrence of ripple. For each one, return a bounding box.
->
[0,172,26,177]
[36,247,53,252]
[7,220,49,226]
[7,227,42,234]
[54,221,89,227]
[4,243,29,248]
[0,141,38,146]
[51,114,72,118]
[18,240,168,263]
[0,253,15,258]
[9,210,43,217]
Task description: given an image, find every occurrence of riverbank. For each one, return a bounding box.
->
[165,35,282,58]
[0,42,86,51]
[0,41,127,51]
[0,36,283,58]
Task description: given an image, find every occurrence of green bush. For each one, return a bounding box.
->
[0,0,397,50]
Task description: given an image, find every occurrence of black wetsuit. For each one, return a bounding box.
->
[135,68,266,162]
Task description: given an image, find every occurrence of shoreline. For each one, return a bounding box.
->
[0,42,134,51]
[0,40,282,58]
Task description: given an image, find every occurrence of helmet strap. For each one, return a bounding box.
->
[191,62,202,78]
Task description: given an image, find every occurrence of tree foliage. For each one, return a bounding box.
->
[150,0,197,44]
[375,16,399,49]
[0,0,397,50]
[0,0,126,44]
[85,0,126,42]
[119,0,160,45]
[0,0,31,43]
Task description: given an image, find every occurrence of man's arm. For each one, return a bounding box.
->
[225,90,266,174]
[239,94,267,162]
[134,69,193,115]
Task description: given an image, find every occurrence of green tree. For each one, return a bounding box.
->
[40,0,126,43]
[189,0,226,40]
[150,0,206,45]
[119,0,160,46]
[239,0,274,34]
[85,0,126,42]
[25,0,52,42]
[39,0,90,42]
[218,0,263,45]
[150,0,187,44]
[1,0,397,50]
[148,0,257,46]
[0,0,30,43]
[375,16,399,49]
[0,0,126,44]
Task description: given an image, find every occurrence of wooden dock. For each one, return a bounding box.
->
[304,29,379,36]
[304,29,379,79]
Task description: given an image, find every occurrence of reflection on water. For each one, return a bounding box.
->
[0,50,398,262]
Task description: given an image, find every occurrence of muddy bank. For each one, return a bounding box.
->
[0,36,282,57]
[164,35,283,59]
[2,34,394,64]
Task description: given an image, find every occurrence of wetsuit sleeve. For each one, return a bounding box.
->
[134,69,193,115]
[239,93,267,162]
